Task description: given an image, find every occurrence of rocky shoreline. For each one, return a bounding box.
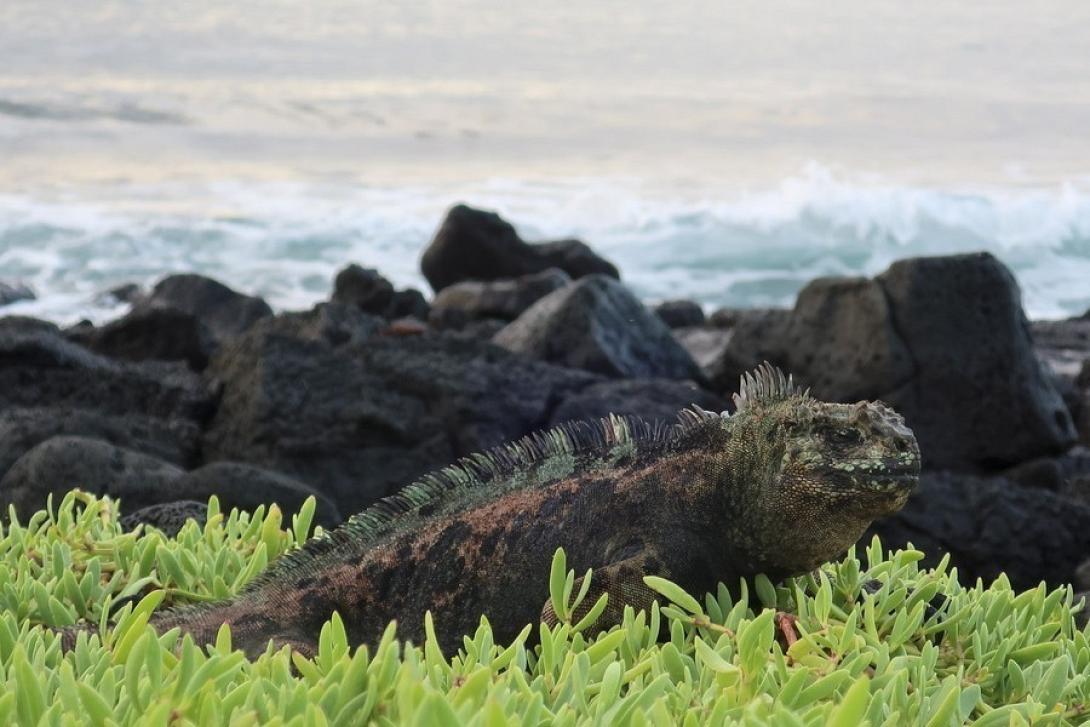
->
[3,204,1090,595]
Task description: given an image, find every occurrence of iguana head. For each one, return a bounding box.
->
[719,363,920,574]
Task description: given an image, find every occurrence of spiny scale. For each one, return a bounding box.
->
[240,403,724,592]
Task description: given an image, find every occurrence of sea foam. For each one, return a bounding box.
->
[2,165,1090,325]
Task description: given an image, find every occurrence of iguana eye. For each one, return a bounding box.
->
[830,428,863,446]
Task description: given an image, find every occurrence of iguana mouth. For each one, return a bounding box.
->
[824,458,920,493]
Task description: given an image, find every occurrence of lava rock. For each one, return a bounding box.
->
[786,276,913,403]
[877,253,1074,469]
[120,500,208,537]
[420,204,618,292]
[201,326,597,514]
[253,303,385,348]
[493,275,705,382]
[704,309,792,394]
[0,281,35,307]
[0,406,200,482]
[654,300,706,329]
[0,436,185,516]
[142,274,272,340]
[430,268,570,329]
[0,320,215,423]
[173,462,341,527]
[67,306,214,370]
[331,264,395,315]
[869,471,1090,590]
[385,288,430,322]
[708,253,1075,470]
[549,379,728,427]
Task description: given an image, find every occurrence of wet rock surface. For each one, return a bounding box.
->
[493,275,706,382]
[420,204,618,292]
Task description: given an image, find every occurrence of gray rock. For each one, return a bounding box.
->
[654,300,706,329]
[67,306,214,370]
[672,326,733,372]
[0,281,35,307]
[430,268,570,329]
[0,406,199,482]
[709,253,1075,470]
[493,275,706,382]
[142,274,272,340]
[386,288,430,322]
[201,326,597,514]
[550,379,728,427]
[784,276,914,403]
[868,471,1090,590]
[0,321,215,423]
[253,303,384,348]
[0,436,185,516]
[331,264,395,315]
[878,253,1074,469]
[705,309,791,394]
[120,500,207,537]
[420,204,618,292]
[173,462,341,527]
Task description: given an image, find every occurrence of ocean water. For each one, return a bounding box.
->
[3,1,1090,323]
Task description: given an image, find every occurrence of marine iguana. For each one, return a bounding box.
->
[62,363,920,658]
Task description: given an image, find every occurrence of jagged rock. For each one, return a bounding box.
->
[67,306,214,370]
[654,300,706,329]
[549,379,727,427]
[878,253,1074,469]
[709,253,1075,470]
[869,471,1090,590]
[420,204,618,292]
[202,327,597,514]
[705,309,791,394]
[0,320,215,423]
[783,277,913,403]
[120,500,207,537]
[142,274,272,340]
[493,275,705,382]
[430,269,570,329]
[173,462,341,527]
[253,303,384,348]
[0,281,35,307]
[0,406,199,482]
[0,436,185,516]
[386,288,430,321]
[331,264,395,314]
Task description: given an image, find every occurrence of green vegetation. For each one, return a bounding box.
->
[0,491,1088,725]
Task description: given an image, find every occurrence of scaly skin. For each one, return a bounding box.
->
[62,363,920,658]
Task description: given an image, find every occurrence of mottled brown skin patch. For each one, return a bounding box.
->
[61,366,919,660]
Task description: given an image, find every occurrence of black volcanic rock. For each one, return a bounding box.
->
[549,379,727,427]
[173,462,341,527]
[420,204,617,292]
[120,500,208,537]
[654,299,706,329]
[201,326,597,514]
[493,275,706,382]
[142,274,272,340]
[869,471,1090,590]
[0,436,185,516]
[430,268,570,329]
[331,264,395,315]
[67,306,214,370]
[708,253,1075,470]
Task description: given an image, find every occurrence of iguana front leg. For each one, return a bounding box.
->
[541,547,668,631]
